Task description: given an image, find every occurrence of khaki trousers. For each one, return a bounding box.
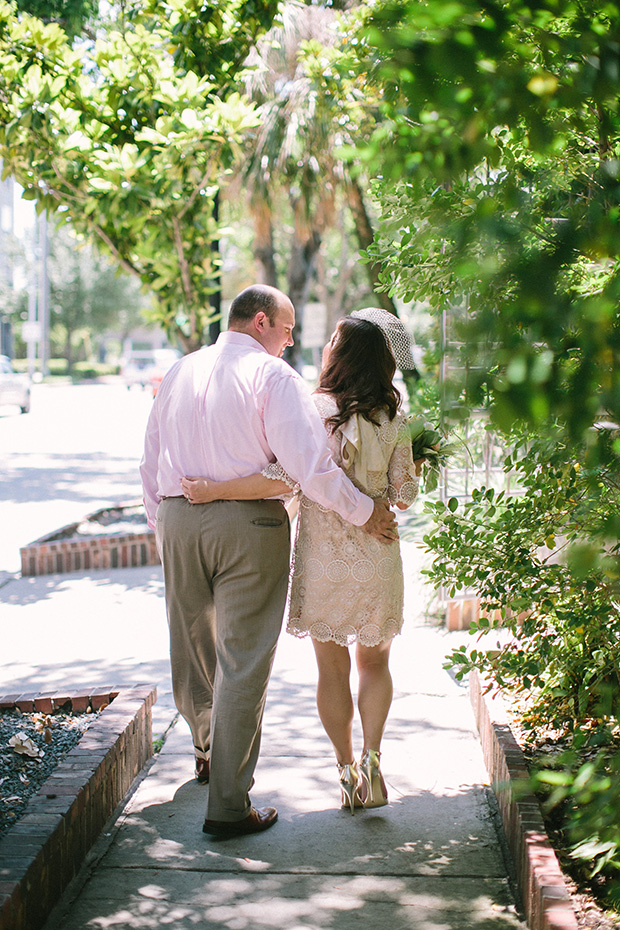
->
[156,497,290,821]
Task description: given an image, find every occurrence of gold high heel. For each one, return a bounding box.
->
[359,749,388,808]
[338,761,361,815]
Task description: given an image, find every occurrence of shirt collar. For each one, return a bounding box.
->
[215,331,268,353]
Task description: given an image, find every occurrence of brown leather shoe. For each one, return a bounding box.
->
[195,757,210,784]
[202,806,278,837]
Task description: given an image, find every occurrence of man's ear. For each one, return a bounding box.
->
[253,311,268,332]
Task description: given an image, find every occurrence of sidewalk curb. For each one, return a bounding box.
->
[0,684,157,930]
[469,670,578,930]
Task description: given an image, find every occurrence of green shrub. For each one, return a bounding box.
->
[48,358,70,376]
[71,362,119,380]
[532,739,620,907]
[425,419,620,886]
[6,359,120,379]
[11,358,71,376]
[425,421,620,734]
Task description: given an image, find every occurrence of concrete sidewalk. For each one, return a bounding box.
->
[1,543,526,930]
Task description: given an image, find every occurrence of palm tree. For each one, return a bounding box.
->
[236,1,402,369]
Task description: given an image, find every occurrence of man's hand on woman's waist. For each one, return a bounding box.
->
[362,499,398,543]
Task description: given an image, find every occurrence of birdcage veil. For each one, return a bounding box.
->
[350,307,416,371]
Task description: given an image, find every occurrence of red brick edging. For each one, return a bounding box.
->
[0,683,157,930]
[20,528,159,577]
[469,670,578,930]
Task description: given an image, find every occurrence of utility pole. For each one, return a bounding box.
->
[20,212,41,377]
[38,211,50,377]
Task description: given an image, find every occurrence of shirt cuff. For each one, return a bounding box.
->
[347,492,374,526]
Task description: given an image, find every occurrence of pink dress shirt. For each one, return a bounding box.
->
[140,332,373,530]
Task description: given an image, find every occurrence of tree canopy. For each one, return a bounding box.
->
[15,0,97,38]
[354,7,620,887]
[234,1,402,370]
[350,0,620,444]
[0,0,279,351]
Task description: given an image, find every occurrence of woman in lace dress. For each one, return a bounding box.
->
[181,316,418,812]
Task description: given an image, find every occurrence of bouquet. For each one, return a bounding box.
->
[407,417,460,492]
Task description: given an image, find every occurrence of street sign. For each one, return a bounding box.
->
[301,302,327,349]
[22,321,41,342]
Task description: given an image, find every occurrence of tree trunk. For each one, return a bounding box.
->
[253,205,279,288]
[346,176,399,317]
[285,228,322,371]
[208,193,221,345]
[65,328,73,375]
[174,327,203,355]
[347,176,420,387]
[316,205,358,342]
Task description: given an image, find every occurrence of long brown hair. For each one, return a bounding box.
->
[318,317,401,430]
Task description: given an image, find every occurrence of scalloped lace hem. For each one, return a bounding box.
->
[286,618,403,647]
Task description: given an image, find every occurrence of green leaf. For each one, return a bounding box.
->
[88,178,117,192]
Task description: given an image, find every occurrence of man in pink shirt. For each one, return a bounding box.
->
[140,284,397,837]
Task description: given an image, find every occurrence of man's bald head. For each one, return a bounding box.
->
[228,285,292,327]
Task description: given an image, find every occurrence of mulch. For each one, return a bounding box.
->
[0,707,99,838]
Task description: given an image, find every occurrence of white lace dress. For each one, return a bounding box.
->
[271,394,418,647]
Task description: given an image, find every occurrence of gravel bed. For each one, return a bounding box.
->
[49,504,148,542]
[0,708,99,838]
[76,504,148,537]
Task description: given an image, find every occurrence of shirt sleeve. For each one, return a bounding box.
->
[262,371,374,526]
[139,400,162,530]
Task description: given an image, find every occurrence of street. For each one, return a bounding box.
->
[0,380,172,728]
[0,381,154,575]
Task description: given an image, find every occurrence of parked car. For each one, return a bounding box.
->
[121,349,180,391]
[0,356,31,414]
[148,349,182,397]
[121,351,159,389]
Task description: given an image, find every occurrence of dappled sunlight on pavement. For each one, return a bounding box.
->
[28,545,524,930]
[0,389,525,929]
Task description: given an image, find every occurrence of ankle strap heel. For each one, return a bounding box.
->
[359,749,388,808]
[338,761,361,815]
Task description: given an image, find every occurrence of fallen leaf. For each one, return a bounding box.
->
[44,727,53,743]
[8,732,44,758]
[18,773,30,785]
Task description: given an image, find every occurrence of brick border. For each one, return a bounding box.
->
[19,504,160,577]
[0,683,157,930]
[469,670,578,930]
[20,531,159,576]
